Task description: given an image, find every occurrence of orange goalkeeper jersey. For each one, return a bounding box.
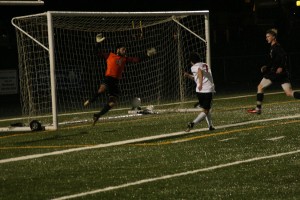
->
[104,52,140,80]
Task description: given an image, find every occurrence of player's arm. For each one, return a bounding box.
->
[183,72,194,80]
[197,68,203,91]
[274,47,287,74]
[126,47,157,63]
[126,56,142,63]
[98,52,109,59]
[94,33,110,59]
[269,46,286,74]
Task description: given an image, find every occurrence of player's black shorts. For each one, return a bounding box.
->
[102,76,120,97]
[196,92,213,110]
[263,71,290,84]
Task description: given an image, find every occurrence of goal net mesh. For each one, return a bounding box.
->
[12,11,208,127]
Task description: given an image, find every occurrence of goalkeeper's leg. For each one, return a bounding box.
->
[93,96,116,126]
[84,84,106,106]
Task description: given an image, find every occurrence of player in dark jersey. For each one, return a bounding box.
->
[84,42,156,125]
[248,28,300,114]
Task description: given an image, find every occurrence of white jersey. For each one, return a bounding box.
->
[191,62,215,93]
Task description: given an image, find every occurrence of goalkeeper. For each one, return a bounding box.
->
[84,39,156,125]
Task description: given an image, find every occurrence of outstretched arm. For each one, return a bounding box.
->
[94,33,110,59]
[126,47,157,63]
[183,72,194,80]
[98,51,110,59]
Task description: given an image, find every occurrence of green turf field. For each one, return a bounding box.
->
[1,90,300,200]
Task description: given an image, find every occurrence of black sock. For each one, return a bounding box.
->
[257,93,264,102]
[256,93,264,109]
[99,104,112,116]
[293,92,300,99]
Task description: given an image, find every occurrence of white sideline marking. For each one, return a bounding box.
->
[52,149,300,200]
[265,136,285,141]
[219,137,238,142]
[1,114,300,164]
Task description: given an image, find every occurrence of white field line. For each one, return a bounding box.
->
[52,149,300,200]
[219,137,238,142]
[1,114,300,164]
[0,91,286,123]
[265,136,285,141]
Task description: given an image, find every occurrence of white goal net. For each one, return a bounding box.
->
[10,11,210,130]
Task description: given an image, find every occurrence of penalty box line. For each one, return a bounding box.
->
[1,114,300,164]
[52,149,300,200]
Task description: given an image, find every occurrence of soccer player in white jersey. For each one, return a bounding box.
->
[184,52,216,132]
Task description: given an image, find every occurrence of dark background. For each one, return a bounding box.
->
[1,0,300,116]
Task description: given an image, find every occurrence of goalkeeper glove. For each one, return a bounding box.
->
[96,33,105,43]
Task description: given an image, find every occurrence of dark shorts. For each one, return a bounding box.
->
[196,92,213,110]
[102,76,120,97]
[263,71,290,84]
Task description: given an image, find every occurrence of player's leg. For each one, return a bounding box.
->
[92,77,120,125]
[281,83,300,99]
[293,91,300,99]
[248,78,272,114]
[205,110,215,131]
[93,95,117,126]
[84,83,106,106]
[195,103,215,130]
[186,93,212,132]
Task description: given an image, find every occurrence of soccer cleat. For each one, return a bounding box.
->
[247,108,261,114]
[209,126,215,131]
[185,122,194,132]
[84,100,90,107]
[92,113,100,126]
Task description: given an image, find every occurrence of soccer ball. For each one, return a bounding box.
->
[131,97,141,110]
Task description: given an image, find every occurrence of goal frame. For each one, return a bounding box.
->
[9,10,211,131]
[0,0,44,6]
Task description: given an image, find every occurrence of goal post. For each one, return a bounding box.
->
[9,10,211,131]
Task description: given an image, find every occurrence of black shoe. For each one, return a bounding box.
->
[92,113,100,126]
[209,126,215,131]
[186,122,194,132]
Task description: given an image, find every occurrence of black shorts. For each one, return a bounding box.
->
[196,92,213,110]
[102,76,120,97]
[263,71,290,84]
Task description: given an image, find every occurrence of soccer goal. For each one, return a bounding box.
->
[9,10,211,131]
